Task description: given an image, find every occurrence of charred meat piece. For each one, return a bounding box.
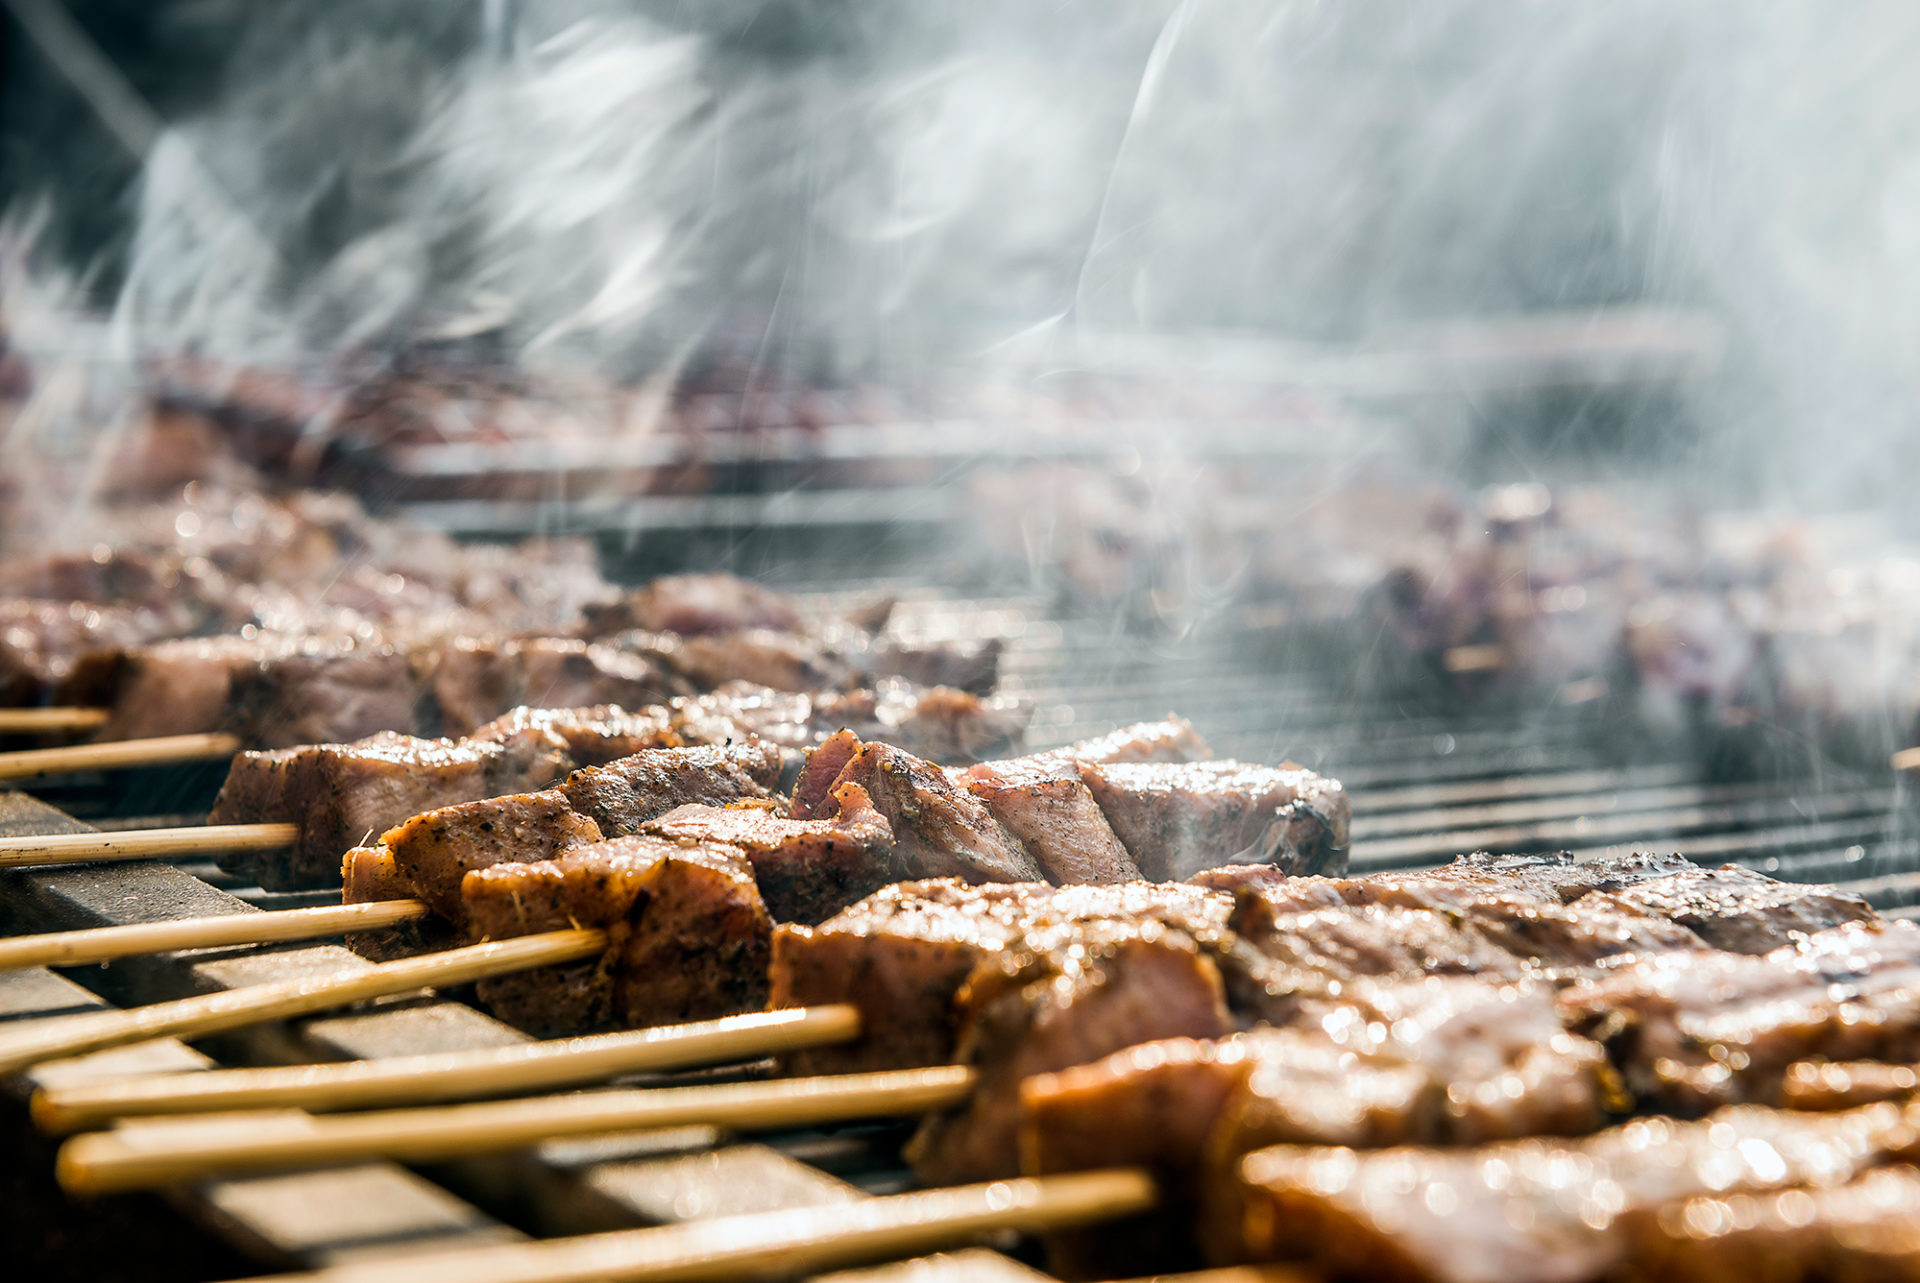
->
[378,788,604,921]
[208,728,575,889]
[581,572,805,638]
[768,878,1235,1076]
[635,628,853,694]
[666,679,1029,765]
[1560,920,1920,1115]
[1077,759,1349,880]
[64,635,272,742]
[1411,849,1695,904]
[960,756,1141,885]
[640,782,895,924]
[467,703,681,765]
[464,835,773,1035]
[234,634,422,748]
[426,637,678,736]
[796,738,1045,885]
[0,599,160,705]
[906,922,1233,1185]
[557,741,782,837]
[863,637,1003,696]
[1034,716,1213,765]
[1624,1165,1920,1283]
[1575,862,1878,954]
[1023,977,1617,1274]
[1219,1102,1920,1283]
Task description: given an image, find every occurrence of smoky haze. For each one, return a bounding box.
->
[34,0,1920,500]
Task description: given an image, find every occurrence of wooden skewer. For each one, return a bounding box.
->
[0,731,243,782]
[0,706,110,734]
[0,822,297,869]
[33,1003,863,1134]
[0,899,429,973]
[1891,746,1920,772]
[0,927,606,1078]
[58,1063,978,1194]
[216,1167,1157,1283]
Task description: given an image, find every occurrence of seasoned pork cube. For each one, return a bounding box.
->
[71,635,271,741]
[377,788,604,921]
[802,739,1044,885]
[468,703,680,765]
[769,878,1234,1076]
[960,757,1140,885]
[465,836,773,1035]
[1022,977,1616,1275]
[209,729,574,889]
[1039,716,1213,765]
[0,599,156,705]
[1560,920,1920,1115]
[1218,1102,1919,1283]
[633,628,853,694]
[864,636,1002,696]
[1077,759,1349,880]
[1575,862,1878,954]
[238,635,421,748]
[905,923,1233,1185]
[582,572,805,637]
[1624,1165,1920,1283]
[640,782,894,924]
[558,741,782,836]
[428,637,675,735]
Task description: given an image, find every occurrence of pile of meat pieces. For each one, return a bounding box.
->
[764,849,1920,1281]
[335,718,1348,1033]
[0,485,1004,744]
[207,683,1030,888]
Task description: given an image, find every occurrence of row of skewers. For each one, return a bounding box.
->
[6,691,1920,1280]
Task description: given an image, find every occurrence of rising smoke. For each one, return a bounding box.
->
[17,0,1920,501]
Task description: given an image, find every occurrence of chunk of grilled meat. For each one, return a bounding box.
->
[1561,920,1920,1115]
[210,729,575,890]
[959,755,1141,885]
[426,637,680,735]
[1624,1164,1920,1283]
[793,732,1045,885]
[1077,759,1350,880]
[639,783,894,924]
[1023,976,1618,1276]
[558,740,784,836]
[769,878,1237,1075]
[906,922,1234,1185]
[667,679,1029,766]
[582,573,806,638]
[464,836,773,1036]
[361,742,779,923]
[1578,862,1878,954]
[1218,1102,1920,1283]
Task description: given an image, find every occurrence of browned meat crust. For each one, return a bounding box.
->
[960,756,1141,885]
[1579,862,1878,954]
[1078,759,1350,880]
[1560,920,1920,1115]
[380,788,604,921]
[464,836,773,1036]
[640,782,894,924]
[209,728,574,889]
[557,741,783,836]
[1218,1102,1920,1282]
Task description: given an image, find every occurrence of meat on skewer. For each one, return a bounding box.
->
[207,681,1027,889]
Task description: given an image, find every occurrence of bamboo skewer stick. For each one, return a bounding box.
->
[0,731,243,782]
[1891,746,1920,772]
[0,899,429,974]
[219,1168,1157,1283]
[0,706,110,734]
[33,1003,863,1133]
[1441,643,1508,675]
[0,822,297,869]
[0,927,606,1077]
[57,1064,978,1194]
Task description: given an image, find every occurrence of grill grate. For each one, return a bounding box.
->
[5,585,1920,1276]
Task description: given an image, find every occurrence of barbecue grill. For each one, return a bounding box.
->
[4,576,1915,1279]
